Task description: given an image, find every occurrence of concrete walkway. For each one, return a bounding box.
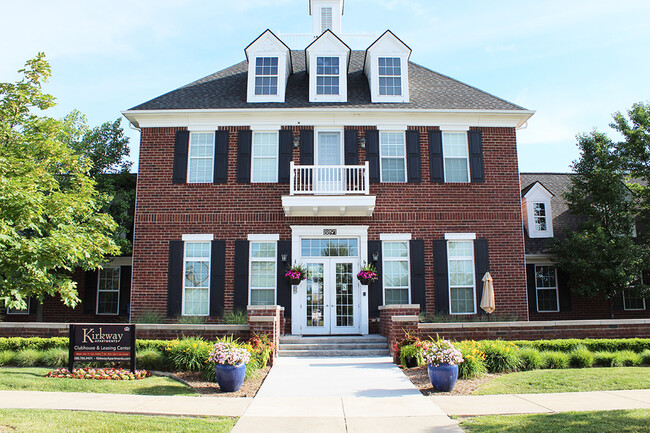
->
[231,356,462,433]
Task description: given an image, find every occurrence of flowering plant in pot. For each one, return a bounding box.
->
[208,341,251,392]
[357,262,379,285]
[422,338,464,392]
[285,263,309,285]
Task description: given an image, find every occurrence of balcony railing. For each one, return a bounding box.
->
[289,161,369,195]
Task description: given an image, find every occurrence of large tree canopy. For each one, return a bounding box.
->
[0,53,120,309]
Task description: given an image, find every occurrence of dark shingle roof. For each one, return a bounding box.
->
[129,51,525,111]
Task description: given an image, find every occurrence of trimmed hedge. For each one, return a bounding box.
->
[512,338,650,353]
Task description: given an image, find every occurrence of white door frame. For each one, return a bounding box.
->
[291,225,369,335]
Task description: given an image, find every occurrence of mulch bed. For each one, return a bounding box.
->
[171,366,271,398]
[401,365,501,396]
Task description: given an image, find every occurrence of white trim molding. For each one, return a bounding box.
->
[445,233,476,240]
[248,234,280,241]
[380,233,412,241]
[182,234,214,241]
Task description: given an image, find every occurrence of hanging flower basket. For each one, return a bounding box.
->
[285,263,309,285]
[357,263,379,285]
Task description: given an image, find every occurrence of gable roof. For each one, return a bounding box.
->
[128,50,526,111]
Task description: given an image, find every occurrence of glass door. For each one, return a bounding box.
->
[315,131,343,193]
[303,262,327,334]
[330,260,359,334]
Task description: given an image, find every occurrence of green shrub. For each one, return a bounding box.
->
[641,349,650,365]
[594,351,617,367]
[137,348,169,371]
[176,315,206,325]
[223,310,248,325]
[512,338,650,354]
[137,339,169,352]
[134,311,165,324]
[0,350,16,366]
[569,346,594,368]
[457,341,487,379]
[40,348,68,367]
[0,337,67,352]
[478,340,520,373]
[612,350,642,367]
[165,337,211,372]
[518,347,544,371]
[541,351,570,369]
[14,349,41,367]
[399,344,423,368]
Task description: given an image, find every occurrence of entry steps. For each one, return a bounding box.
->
[278,334,390,357]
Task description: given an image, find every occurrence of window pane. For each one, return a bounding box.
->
[184,288,209,315]
[251,289,275,306]
[380,132,405,156]
[449,259,473,286]
[385,288,408,305]
[316,57,339,75]
[378,57,401,75]
[381,158,406,182]
[254,76,278,95]
[623,289,646,310]
[255,57,278,75]
[450,287,474,314]
[251,242,275,258]
[448,241,473,258]
[383,242,408,258]
[300,239,358,257]
[250,262,275,288]
[252,133,278,156]
[444,158,469,183]
[97,292,119,315]
[442,132,468,157]
[188,158,212,183]
[185,243,210,259]
[185,261,210,289]
[535,266,556,288]
[384,261,409,287]
[316,76,340,95]
[537,288,558,312]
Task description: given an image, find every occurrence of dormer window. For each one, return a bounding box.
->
[316,57,339,95]
[364,30,411,103]
[254,57,278,95]
[522,182,554,238]
[306,30,350,103]
[533,203,548,232]
[378,57,401,96]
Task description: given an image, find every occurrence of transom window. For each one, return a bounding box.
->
[380,132,406,182]
[535,265,559,312]
[97,267,120,315]
[442,132,469,183]
[378,57,402,96]
[622,289,646,311]
[183,242,210,316]
[254,57,278,95]
[383,241,410,305]
[448,241,475,314]
[252,132,278,182]
[316,57,339,95]
[249,242,276,306]
[533,203,548,232]
[188,132,214,183]
[301,238,358,257]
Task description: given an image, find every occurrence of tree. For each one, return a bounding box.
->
[0,53,120,310]
[551,128,649,301]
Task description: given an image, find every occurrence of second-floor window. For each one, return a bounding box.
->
[249,242,276,305]
[442,132,470,183]
[535,265,559,312]
[97,267,120,315]
[316,57,339,95]
[378,57,402,96]
[254,57,278,95]
[188,132,214,183]
[252,132,278,182]
[533,203,548,232]
[380,131,406,182]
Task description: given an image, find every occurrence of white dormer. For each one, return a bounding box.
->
[305,30,350,103]
[364,30,411,103]
[523,182,554,238]
[310,0,344,36]
[244,30,292,103]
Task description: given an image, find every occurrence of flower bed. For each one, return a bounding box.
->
[46,367,150,380]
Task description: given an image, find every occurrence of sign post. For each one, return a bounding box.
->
[68,324,136,373]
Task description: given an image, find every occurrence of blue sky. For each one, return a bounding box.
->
[2,0,649,173]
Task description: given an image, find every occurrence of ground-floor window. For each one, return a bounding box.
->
[382,241,410,304]
[448,240,475,314]
[7,298,30,315]
[183,242,210,315]
[249,241,276,305]
[622,289,646,311]
[535,265,559,312]
[97,267,120,315]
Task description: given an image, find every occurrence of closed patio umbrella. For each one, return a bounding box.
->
[480,271,495,315]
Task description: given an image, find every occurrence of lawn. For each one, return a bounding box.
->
[0,409,235,433]
[460,409,650,433]
[0,367,197,396]
[473,367,650,395]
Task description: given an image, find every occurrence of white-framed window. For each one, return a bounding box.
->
[96,267,120,315]
[254,57,279,96]
[252,131,279,182]
[378,57,402,96]
[382,241,410,305]
[523,183,554,238]
[622,289,646,311]
[448,240,476,314]
[533,203,548,232]
[535,265,559,312]
[249,242,277,305]
[183,242,210,316]
[316,57,339,95]
[380,131,406,182]
[7,298,31,315]
[188,132,214,183]
[442,132,470,183]
[321,6,333,32]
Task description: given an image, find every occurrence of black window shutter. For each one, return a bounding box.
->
[168,240,184,317]
[119,266,132,316]
[234,240,249,311]
[365,130,380,183]
[344,129,359,165]
[83,270,98,314]
[278,130,293,183]
[214,131,229,184]
[210,240,226,317]
[172,130,189,184]
[409,239,425,311]
[432,240,449,313]
[277,241,292,317]
[406,130,421,183]
[429,131,444,183]
[237,130,252,183]
[557,269,572,312]
[368,240,383,317]
[474,239,489,315]
[300,130,314,165]
[526,264,537,314]
[468,130,485,183]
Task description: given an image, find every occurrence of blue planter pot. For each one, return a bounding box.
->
[215,363,246,392]
[427,363,459,392]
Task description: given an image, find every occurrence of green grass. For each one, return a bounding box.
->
[0,368,197,396]
[473,367,650,395]
[460,409,650,433]
[0,409,235,433]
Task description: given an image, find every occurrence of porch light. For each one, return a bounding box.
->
[371,251,379,262]
[293,134,300,148]
[360,136,366,149]
[281,253,288,263]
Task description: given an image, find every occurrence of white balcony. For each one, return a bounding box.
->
[282,162,375,217]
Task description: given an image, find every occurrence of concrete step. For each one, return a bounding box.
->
[279,343,388,350]
[277,335,389,357]
[279,335,388,344]
[278,349,390,357]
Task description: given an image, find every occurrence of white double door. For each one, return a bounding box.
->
[299,258,361,335]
